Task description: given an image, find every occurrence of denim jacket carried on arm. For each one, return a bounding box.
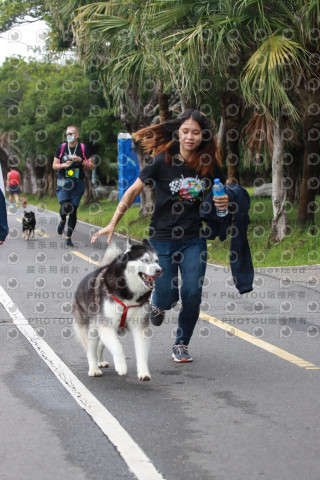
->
[200,184,254,294]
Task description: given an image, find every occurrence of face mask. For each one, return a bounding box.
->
[67,134,75,143]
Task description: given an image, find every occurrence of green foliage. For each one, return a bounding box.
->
[24,191,320,267]
[72,0,164,123]
[1,0,319,231]
[0,0,45,32]
[0,57,122,182]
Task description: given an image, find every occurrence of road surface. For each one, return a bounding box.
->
[1,204,319,480]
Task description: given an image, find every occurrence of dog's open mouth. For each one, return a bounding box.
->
[139,273,157,289]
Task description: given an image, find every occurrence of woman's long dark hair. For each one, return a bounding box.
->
[132,109,222,176]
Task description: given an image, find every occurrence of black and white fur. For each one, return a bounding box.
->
[73,239,162,381]
[22,211,36,240]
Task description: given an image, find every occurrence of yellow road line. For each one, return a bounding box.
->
[15,218,49,238]
[199,312,320,370]
[12,225,316,373]
[71,251,100,266]
[64,250,320,371]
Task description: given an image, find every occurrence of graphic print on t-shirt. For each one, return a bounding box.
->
[169,175,206,203]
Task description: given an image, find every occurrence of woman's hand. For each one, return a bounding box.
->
[213,194,229,211]
[91,224,115,244]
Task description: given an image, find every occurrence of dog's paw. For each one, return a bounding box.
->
[98,361,109,368]
[116,366,128,376]
[138,371,151,381]
[88,368,103,377]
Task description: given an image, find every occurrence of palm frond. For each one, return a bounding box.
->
[82,15,131,36]
[147,0,221,31]
[241,35,309,120]
[242,110,274,167]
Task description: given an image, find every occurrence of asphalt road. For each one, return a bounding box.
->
[1,204,320,480]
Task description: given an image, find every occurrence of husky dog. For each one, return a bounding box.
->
[22,211,36,240]
[73,239,162,381]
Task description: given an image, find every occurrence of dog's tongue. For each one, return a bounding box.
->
[142,274,157,288]
[144,274,156,282]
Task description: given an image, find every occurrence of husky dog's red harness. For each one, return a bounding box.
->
[107,291,143,328]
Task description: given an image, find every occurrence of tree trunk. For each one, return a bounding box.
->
[285,144,303,205]
[296,89,320,226]
[83,169,92,205]
[220,91,244,184]
[45,157,54,196]
[134,143,155,217]
[36,160,52,199]
[268,124,289,245]
[216,116,225,159]
[23,157,37,194]
[158,82,171,123]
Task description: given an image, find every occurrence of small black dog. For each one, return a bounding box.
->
[22,211,36,240]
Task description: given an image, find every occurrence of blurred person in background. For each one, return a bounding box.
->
[6,166,21,207]
[52,126,94,247]
[0,163,8,245]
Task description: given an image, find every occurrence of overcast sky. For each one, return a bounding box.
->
[0,19,49,65]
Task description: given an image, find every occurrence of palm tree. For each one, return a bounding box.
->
[240,0,320,230]
[68,0,188,215]
[48,0,154,215]
[238,1,317,240]
[295,0,320,226]
[48,0,318,233]
[146,0,303,242]
[147,0,246,181]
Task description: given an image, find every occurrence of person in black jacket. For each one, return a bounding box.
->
[91,110,230,363]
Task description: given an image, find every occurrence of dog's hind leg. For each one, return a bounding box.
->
[131,324,151,381]
[87,327,103,376]
[97,340,109,368]
[74,322,88,352]
[99,326,127,376]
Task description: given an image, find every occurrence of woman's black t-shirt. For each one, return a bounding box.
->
[55,143,91,180]
[139,153,226,241]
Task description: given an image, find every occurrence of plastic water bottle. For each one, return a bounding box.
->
[213,178,228,217]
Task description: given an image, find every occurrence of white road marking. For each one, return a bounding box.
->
[0,286,166,480]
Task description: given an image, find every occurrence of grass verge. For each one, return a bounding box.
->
[24,192,320,268]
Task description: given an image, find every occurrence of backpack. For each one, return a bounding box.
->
[58,143,89,166]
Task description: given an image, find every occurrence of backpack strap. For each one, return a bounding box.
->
[58,142,90,167]
[58,143,67,166]
[80,143,90,166]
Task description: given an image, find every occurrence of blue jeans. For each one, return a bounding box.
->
[56,178,85,207]
[150,237,207,345]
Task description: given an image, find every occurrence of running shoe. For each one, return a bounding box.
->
[150,304,165,326]
[65,238,74,247]
[172,341,193,362]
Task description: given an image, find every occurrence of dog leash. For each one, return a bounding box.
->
[5,198,27,211]
[5,198,20,211]
[107,290,143,328]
